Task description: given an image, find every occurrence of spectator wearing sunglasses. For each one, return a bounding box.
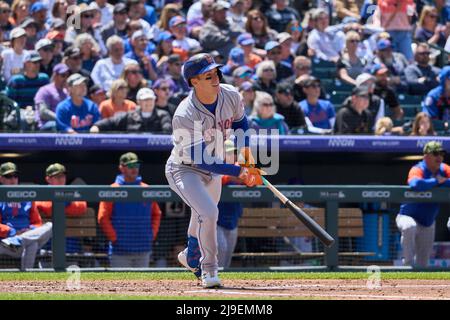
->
[34,63,69,131]
[396,141,450,268]
[100,3,129,44]
[170,16,202,59]
[165,53,190,104]
[153,78,177,117]
[299,76,335,134]
[0,2,13,41]
[65,4,107,56]
[125,30,158,82]
[35,39,57,77]
[264,40,293,82]
[0,162,53,271]
[274,82,306,132]
[253,60,277,96]
[415,6,448,48]
[337,31,368,86]
[98,152,162,268]
[30,2,49,40]
[99,79,137,119]
[404,43,440,96]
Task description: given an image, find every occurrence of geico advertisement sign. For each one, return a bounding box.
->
[362,191,391,198]
[98,190,128,198]
[142,190,172,198]
[6,191,37,199]
[232,190,261,198]
[281,190,303,198]
[404,191,433,199]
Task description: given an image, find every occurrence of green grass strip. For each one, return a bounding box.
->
[0,271,449,281]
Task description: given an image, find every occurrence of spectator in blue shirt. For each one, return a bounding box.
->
[264,0,300,33]
[125,30,158,81]
[423,66,450,121]
[6,51,50,109]
[55,73,100,133]
[299,76,335,134]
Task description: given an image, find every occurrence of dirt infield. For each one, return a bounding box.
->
[1,278,450,299]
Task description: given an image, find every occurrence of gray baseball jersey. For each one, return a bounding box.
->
[167,83,245,167]
[165,83,245,274]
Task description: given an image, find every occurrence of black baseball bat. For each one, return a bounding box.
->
[261,177,335,247]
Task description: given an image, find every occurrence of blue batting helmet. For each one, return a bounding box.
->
[182,53,223,87]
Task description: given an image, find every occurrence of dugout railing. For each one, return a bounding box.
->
[0,185,449,271]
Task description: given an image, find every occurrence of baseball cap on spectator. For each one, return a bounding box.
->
[167,54,181,64]
[53,63,69,75]
[355,73,375,87]
[113,2,127,13]
[277,32,292,44]
[301,76,321,87]
[30,2,48,14]
[229,47,244,64]
[51,18,66,29]
[137,87,156,100]
[377,39,392,51]
[0,162,19,176]
[352,86,369,98]
[88,84,105,96]
[119,152,142,166]
[212,0,230,11]
[156,31,174,42]
[239,81,255,92]
[370,63,389,76]
[24,51,42,63]
[169,15,186,28]
[131,30,146,42]
[311,8,327,19]
[10,27,26,40]
[78,2,96,14]
[423,141,445,154]
[46,163,66,177]
[276,82,293,95]
[67,73,87,86]
[237,33,255,46]
[210,50,224,61]
[233,65,252,78]
[64,46,81,58]
[20,18,37,29]
[46,30,65,41]
[88,1,100,12]
[35,38,53,51]
[264,41,280,52]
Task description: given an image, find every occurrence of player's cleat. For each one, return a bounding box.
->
[0,236,22,254]
[178,248,202,279]
[201,271,222,289]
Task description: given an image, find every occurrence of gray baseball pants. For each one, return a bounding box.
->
[166,163,222,274]
[396,214,435,268]
[0,222,53,270]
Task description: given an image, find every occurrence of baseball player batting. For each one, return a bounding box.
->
[165,53,263,288]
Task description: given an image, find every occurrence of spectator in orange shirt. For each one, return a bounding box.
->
[236,33,262,70]
[98,79,137,119]
[98,152,162,268]
[35,163,87,254]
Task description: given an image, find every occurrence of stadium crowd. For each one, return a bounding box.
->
[0,0,447,135]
